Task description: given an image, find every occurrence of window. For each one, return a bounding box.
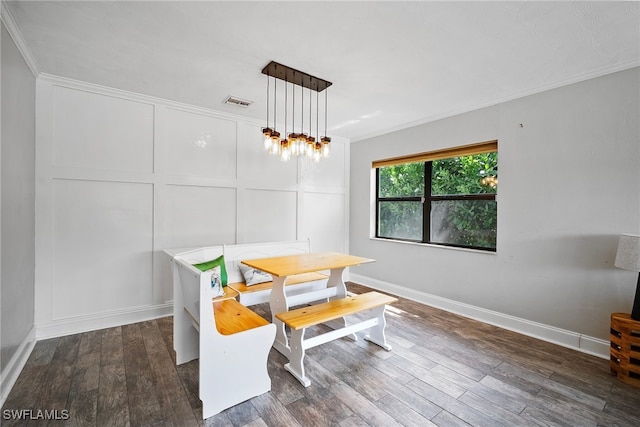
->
[374,141,497,251]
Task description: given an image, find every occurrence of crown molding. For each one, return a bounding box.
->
[351,61,640,143]
[39,72,267,127]
[1,1,40,77]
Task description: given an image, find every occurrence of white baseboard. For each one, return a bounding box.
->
[348,273,609,359]
[35,303,173,340]
[1,327,36,408]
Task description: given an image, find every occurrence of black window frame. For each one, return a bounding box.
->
[375,157,497,252]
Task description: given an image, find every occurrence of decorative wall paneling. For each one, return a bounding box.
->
[34,75,349,339]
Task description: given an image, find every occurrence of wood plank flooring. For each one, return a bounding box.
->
[3,283,640,426]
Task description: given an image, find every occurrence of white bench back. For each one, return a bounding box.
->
[172,240,311,284]
[172,245,224,265]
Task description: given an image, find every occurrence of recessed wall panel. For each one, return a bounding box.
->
[300,141,345,188]
[52,179,154,319]
[303,192,345,252]
[165,108,237,179]
[164,185,237,248]
[243,189,297,243]
[237,123,298,184]
[52,86,154,172]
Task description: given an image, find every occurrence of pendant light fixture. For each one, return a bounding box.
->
[261,61,332,163]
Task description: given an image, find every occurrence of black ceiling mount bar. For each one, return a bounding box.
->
[261,61,332,92]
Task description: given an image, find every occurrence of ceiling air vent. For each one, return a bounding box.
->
[223,95,253,108]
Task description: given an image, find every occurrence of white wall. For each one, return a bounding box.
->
[350,67,640,357]
[1,21,36,399]
[33,75,349,338]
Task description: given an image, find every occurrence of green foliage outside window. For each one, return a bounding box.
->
[378,162,424,197]
[432,153,497,196]
[432,153,497,249]
[377,152,498,250]
[378,201,423,240]
[378,163,424,240]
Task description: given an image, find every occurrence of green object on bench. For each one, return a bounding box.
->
[193,255,228,286]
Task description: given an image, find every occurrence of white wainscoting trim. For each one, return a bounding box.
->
[0,327,36,408]
[35,303,173,340]
[349,273,609,359]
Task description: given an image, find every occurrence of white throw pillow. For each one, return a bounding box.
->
[239,263,273,286]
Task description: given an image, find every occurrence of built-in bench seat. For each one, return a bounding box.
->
[171,256,276,419]
[213,298,271,335]
[167,240,329,418]
[227,271,329,306]
[275,291,398,387]
[183,288,266,335]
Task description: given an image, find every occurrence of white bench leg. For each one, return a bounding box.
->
[364,305,393,351]
[326,267,358,341]
[284,328,311,387]
[270,276,291,357]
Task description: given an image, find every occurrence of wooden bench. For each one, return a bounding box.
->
[172,257,276,419]
[213,299,271,334]
[183,295,270,336]
[275,291,398,387]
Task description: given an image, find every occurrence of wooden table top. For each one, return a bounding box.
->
[241,252,374,277]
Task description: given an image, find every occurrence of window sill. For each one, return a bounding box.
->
[369,237,497,255]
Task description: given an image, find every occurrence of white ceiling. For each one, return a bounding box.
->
[4,1,640,141]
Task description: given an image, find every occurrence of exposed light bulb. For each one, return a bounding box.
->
[321,136,331,158]
[280,139,291,161]
[288,133,299,156]
[262,127,273,151]
[313,141,322,162]
[306,136,315,158]
[269,131,280,155]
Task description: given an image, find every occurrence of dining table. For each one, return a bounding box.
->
[241,252,375,358]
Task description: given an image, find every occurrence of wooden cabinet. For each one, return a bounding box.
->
[610,312,640,387]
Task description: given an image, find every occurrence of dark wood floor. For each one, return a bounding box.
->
[3,283,640,426]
